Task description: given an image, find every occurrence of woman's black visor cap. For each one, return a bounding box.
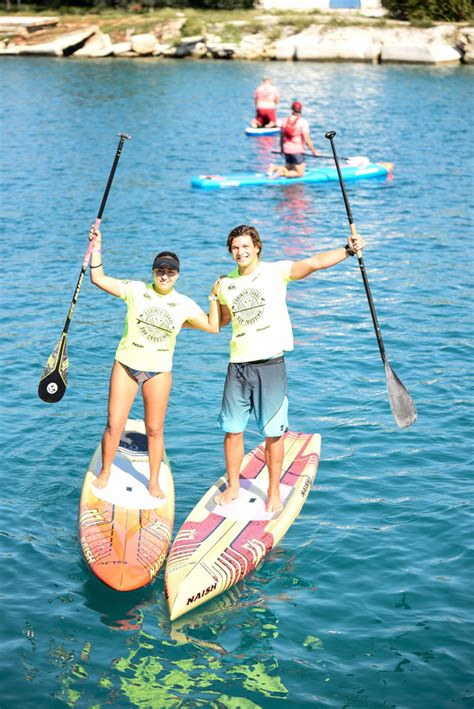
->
[152,255,180,272]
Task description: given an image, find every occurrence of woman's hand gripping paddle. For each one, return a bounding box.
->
[38,132,131,403]
[325,130,417,429]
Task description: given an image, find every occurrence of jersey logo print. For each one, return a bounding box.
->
[136,307,175,343]
[232,288,266,326]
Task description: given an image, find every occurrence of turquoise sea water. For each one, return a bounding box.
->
[1,58,473,707]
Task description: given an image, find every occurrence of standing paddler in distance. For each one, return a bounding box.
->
[251,76,280,129]
[267,101,319,179]
[213,224,366,513]
[88,226,220,498]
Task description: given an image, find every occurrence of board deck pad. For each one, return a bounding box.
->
[79,419,174,592]
[165,431,321,620]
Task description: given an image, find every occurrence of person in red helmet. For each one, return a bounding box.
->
[268,100,319,178]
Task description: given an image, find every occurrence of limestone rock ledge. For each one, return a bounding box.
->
[273,24,465,64]
[0,18,472,64]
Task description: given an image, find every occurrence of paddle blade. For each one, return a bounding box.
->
[384,362,417,429]
[38,334,69,403]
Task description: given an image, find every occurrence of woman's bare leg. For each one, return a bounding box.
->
[142,372,172,498]
[94,362,138,489]
[283,162,306,178]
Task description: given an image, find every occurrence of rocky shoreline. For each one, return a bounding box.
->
[1,14,473,64]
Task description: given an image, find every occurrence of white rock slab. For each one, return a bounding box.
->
[381,42,461,64]
[130,33,157,55]
[275,26,381,62]
[18,26,96,56]
[303,29,381,61]
[111,41,132,56]
[0,42,22,54]
[0,16,58,32]
[73,32,112,57]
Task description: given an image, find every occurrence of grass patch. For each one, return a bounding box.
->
[410,17,435,28]
[181,16,205,37]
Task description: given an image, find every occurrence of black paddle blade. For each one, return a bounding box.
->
[38,335,68,403]
[384,362,417,429]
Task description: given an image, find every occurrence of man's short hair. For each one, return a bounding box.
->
[227,225,263,256]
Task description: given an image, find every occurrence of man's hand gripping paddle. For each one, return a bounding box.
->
[38,132,131,403]
[325,130,416,429]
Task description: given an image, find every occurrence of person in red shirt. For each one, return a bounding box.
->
[268,101,319,178]
[251,77,280,128]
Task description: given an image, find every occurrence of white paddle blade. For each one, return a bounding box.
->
[385,362,417,429]
[347,156,370,168]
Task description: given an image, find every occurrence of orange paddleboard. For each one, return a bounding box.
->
[79,419,174,591]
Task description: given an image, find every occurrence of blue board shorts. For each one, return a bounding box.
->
[218,356,288,437]
[285,153,305,166]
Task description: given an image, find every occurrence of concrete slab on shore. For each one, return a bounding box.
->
[0,16,58,33]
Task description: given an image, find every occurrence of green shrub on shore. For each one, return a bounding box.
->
[11,0,256,8]
[381,0,473,22]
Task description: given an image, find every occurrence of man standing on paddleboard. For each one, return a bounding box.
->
[88,226,220,498]
[213,224,365,513]
[251,76,280,129]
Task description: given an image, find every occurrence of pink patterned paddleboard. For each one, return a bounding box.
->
[165,431,321,620]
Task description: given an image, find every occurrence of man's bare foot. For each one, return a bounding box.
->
[149,481,165,499]
[266,493,283,514]
[93,471,110,490]
[215,486,240,506]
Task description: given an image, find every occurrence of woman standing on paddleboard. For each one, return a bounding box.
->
[268,101,319,179]
[88,226,220,498]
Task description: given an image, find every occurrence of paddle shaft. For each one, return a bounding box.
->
[271,150,351,160]
[325,131,388,364]
[38,132,130,403]
[62,132,130,336]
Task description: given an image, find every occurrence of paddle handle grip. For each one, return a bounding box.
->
[81,133,131,269]
[349,223,362,259]
[82,218,102,269]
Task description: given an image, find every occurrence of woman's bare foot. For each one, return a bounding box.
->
[93,471,110,490]
[215,485,240,506]
[149,481,165,499]
[268,165,287,179]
